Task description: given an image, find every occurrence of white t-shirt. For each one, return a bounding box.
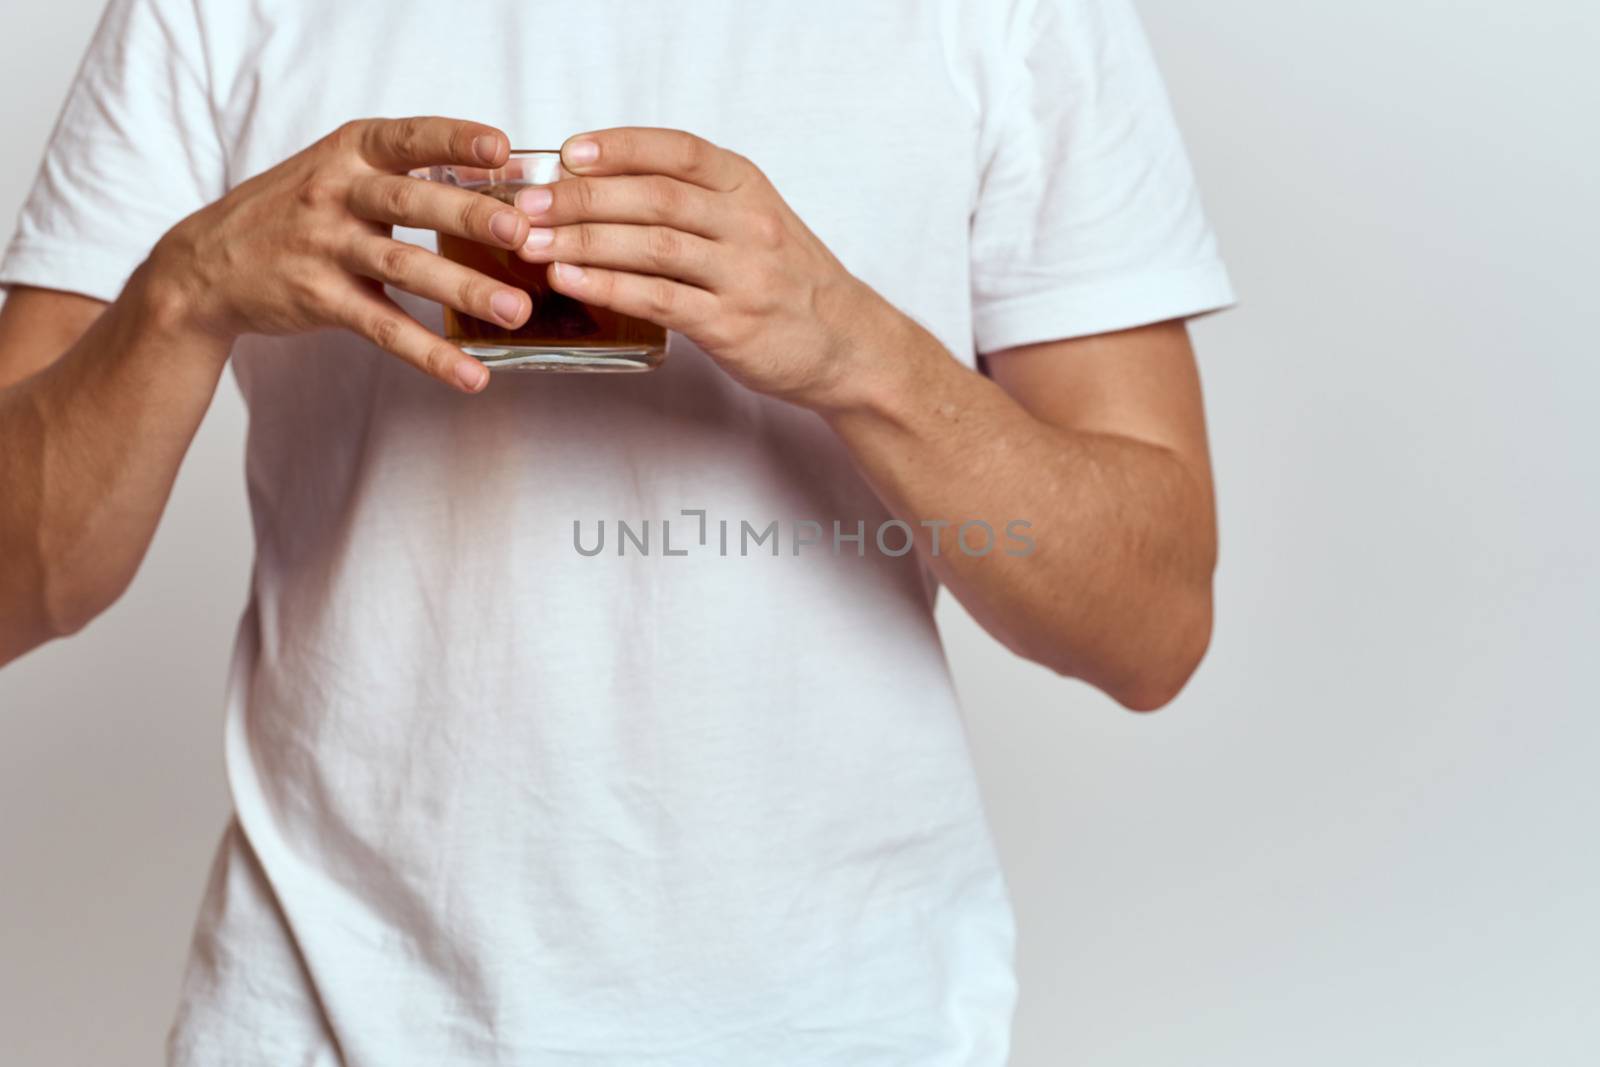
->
[2,1,1233,1063]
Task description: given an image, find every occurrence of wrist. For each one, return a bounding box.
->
[124,244,236,366]
[810,278,955,425]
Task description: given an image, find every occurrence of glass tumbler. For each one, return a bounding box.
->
[413,150,667,372]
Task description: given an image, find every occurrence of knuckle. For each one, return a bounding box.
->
[697,318,733,351]
[574,223,599,256]
[645,226,681,268]
[645,176,681,217]
[288,269,332,315]
[382,177,415,218]
[647,279,678,318]
[751,209,785,248]
[392,116,424,157]
[378,242,419,281]
[423,343,454,379]
[735,153,766,188]
[746,263,781,299]
[456,196,480,237]
[327,119,363,154]
[308,283,343,319]
[457,275,489,315]
[369,314,403,350]
[681,137,710,176]
[572,178,598,215]
[722,309,756,346]
[284,220,325,257]
[295,174,340,209]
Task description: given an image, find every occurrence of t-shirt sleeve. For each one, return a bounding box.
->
[969,0,1236,354]
[0,0,227,303]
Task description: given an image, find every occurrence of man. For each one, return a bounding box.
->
[0,0,1232,1062]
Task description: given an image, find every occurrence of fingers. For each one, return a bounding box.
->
[514,175,726,239]
[558,127,749,192]
[349,174,531,249]
[547,262,719,337]
[349,116,509,172]
[519,222,724,288]
[332,289,490,393]
[343,233,531,334]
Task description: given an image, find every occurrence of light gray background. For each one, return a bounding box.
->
[2,2,1597,1064]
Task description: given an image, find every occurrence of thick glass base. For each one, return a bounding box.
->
[461,343,664,373]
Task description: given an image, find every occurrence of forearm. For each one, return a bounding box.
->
[0,263,229,663]
[823,308,1216,710]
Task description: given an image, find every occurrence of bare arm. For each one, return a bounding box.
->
[823,317,1217,711]
[0,279,229,665]
[491,126,1218,710]
[0,116,550,668]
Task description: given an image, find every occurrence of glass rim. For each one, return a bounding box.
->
[408,150,568,184]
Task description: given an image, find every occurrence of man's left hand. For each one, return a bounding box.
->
[512,127,897,411]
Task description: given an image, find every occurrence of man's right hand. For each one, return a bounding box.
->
[0,117,538,662]
[149,116,536,393]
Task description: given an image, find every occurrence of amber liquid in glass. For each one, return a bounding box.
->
[437,182,667,371]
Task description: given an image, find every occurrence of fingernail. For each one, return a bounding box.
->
[553,262,585,284]
[455,360,488,392]
[491,290,524,324]
[564,139,599,166]
[489,211,520,244]
[516,186,552,215]
[523,227,554,251]
[473,135,501,164]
